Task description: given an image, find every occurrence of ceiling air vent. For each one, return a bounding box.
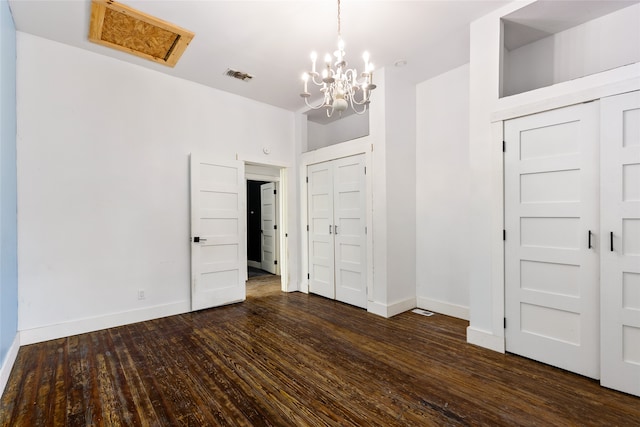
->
[89,0,194,67]
[225,69,254,82]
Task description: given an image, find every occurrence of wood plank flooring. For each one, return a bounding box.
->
[1,276,638,426]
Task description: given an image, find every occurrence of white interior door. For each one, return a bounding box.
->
[505,103,600,379]
[190,155,246,311]
[260,182,277,275]
[600,90,640,396]
[333,155,367,308]
[307,162,335,299]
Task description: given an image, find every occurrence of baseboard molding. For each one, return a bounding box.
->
[368,297,416,318]
[20,301,191,345]
[416,297,469,321]
[466,326,505,353]
[0,333,21,398]
[247,260,261,269]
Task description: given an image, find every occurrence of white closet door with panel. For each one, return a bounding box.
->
[333,155,367,309]
[600,90,640,396]
[307,154,367,308]
[308,161,336,300]
[505,102,600,379]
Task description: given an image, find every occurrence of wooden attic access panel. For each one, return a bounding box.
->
[89,0,194,67]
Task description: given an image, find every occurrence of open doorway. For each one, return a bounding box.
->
[245,163,284,293]
[246,180,279,278]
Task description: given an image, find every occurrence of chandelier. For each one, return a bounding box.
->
[300,0,376,117]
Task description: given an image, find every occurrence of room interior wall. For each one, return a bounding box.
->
[16,33,296,343]
[0,0,18,374]
[503,3,640,97]
[383,66,416,308]
[415,63,470,320]
[306,112,370,151]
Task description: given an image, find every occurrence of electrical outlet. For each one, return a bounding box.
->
[138,289,145,300]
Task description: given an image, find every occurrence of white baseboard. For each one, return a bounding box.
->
[466,326,505,353]
[367,297,416,318]
[0,333,21,398]
[416,297,469,321]
[20,301,190,345]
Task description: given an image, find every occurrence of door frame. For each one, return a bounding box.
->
[300,138,374,307]
[245,162,288,292]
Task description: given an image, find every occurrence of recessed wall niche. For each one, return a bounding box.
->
[500,0,640,98]
[305,108,370,152]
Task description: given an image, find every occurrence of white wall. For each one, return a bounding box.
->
[415,64,470,320]
[306,111,369,151]
[383,67,416,308]
[503,3,640,96]
[16,33,296,342]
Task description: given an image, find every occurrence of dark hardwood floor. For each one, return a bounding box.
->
[1,276,638,426]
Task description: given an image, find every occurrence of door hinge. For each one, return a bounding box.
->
[274,189,277,195]
[503,230,506,241]
[504,317,507,329]
[502,141,505,152]
[307,273,310,280]
[274,260,278,265]
[365,226,367,234]
[274,224,277,230]
[306,224,309,232]
[364,166,367,175]
[306,176,309,183]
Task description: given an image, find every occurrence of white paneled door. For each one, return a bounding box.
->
[190,156,246,311]
[260,182,277,275]
[308,155,367,308]
[333,155,367,309]
[308,161,336,300]
[505,103,600,379]
[600,91,640,396]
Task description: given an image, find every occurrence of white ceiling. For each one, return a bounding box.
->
[9,0,513,113]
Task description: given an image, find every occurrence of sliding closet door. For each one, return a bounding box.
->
[600,91,640,396]
[333,155,367,309]
[504,102,600,378]
[308,162,335,299]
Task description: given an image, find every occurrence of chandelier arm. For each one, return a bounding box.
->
[304,97,331,110]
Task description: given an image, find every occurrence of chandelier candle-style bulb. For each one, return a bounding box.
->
[299,0,375,117]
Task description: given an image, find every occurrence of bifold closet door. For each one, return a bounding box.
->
[333,155,367,309]
[600,90,640,396]
[308,161,335,300]
[504,102,600,379]
[307,155,367,308]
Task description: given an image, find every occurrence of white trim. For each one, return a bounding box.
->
[0,333,21,397]
[245,173,281,182]
[492,65,640,122]
[467,326,505,353]
[20,301,190,345]
[367,297,416,318]
[417,297,469,321]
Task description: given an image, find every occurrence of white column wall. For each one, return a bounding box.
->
[17,33,297,343]
[416,64,470,320]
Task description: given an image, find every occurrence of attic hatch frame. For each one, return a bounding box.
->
[89,0,194,68]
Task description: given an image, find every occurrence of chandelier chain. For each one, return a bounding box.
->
[337,0,341,36]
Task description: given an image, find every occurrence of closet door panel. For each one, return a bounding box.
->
[308,162,335,299]
[505,102,600,379]
[600,90,640,397]
[334,155,367,309]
